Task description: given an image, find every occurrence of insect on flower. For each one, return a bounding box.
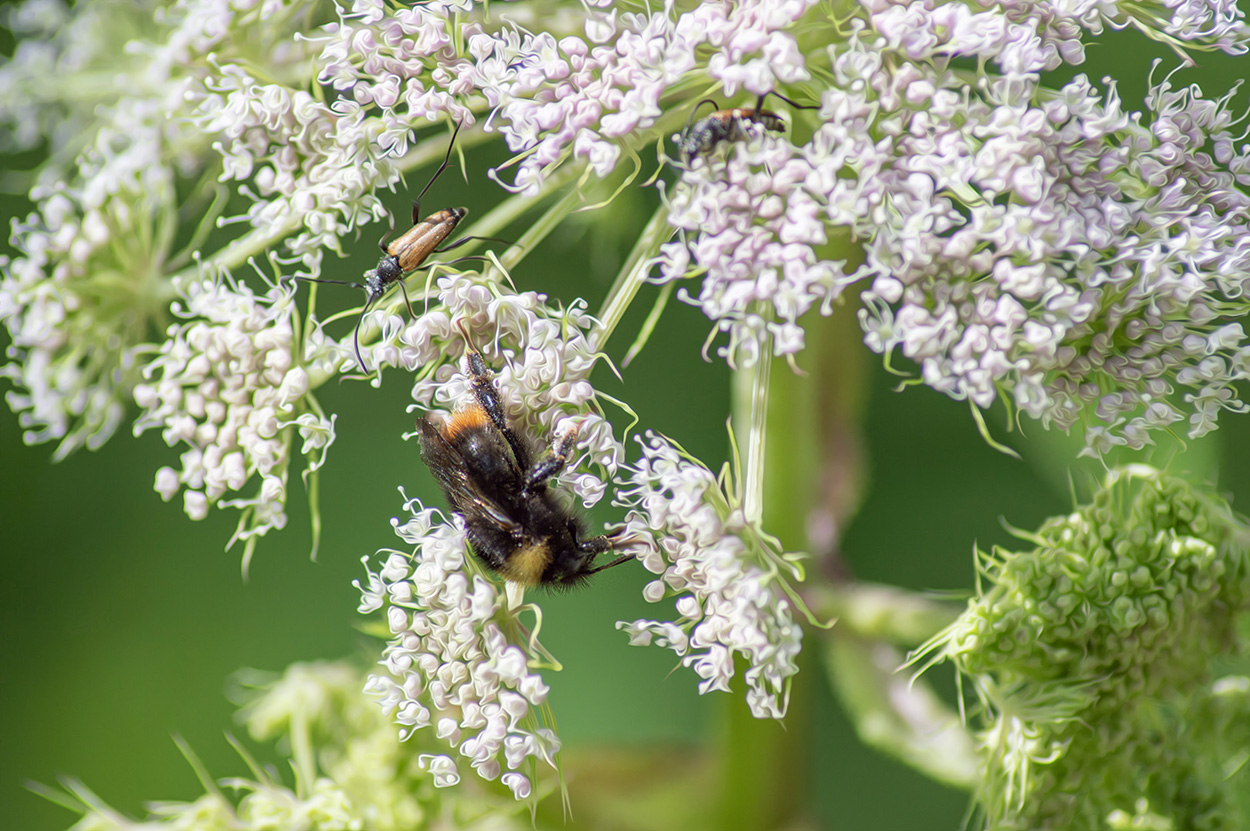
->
[293,121,506,373]
[417,322,636,589]
[678,91,819,164]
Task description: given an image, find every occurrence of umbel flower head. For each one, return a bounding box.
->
[133,276,337,560]
[354,277,627,798]
[358,502,560,801]
[615,432,805,720]
[913,466,1250,830]
[653,11,1250,456]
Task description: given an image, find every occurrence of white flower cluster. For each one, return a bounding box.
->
[9,0,1246,469]
[653,7,1250,453]
[299,0,822,198]
[842,45,1250,454]
[311,0,1248,204]
[0,0,325,455]
[133,278,334,550]
[657,131,858,366]
[302,0,1250,454]
[192,0,493,266]
[357,504,559,800]
[0,0,92,152]
[1,90,183,458]
[465,0,816,195]
[351,275,630,781]
[193,40,397,264]
[615,433,803,719]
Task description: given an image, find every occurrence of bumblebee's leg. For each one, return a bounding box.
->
[455,320,532,470]
[523,424,579,493]
[569,521,611,553]
[584,554,635,575]
[569,522,636,574]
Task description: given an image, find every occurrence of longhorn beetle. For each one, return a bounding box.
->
[678,91,819,164]
[293,120,506,373]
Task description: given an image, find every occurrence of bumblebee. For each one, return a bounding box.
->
[678,91,818,163]
[417,327,634,588]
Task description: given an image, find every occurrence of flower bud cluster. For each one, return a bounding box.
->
[922,466,1250,829]
[615,433,803,719]
[133,278,334,548]
[54,660,537,829]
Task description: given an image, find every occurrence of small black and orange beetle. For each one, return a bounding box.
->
[678,91,818,164]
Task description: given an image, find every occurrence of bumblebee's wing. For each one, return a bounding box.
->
[417,417,524,535]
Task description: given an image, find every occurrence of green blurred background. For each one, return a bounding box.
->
[3,25,1249,831]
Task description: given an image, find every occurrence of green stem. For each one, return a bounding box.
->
[807,581,963,646]
[715,314,814,830]
[593,205,672,352]
[823,627,979,790]
[780,290,978,792]
[733,321,772,524]
[716,259,955,822]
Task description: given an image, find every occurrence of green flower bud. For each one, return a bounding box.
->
[916,467,1250,830]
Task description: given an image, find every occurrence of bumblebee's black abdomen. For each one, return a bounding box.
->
[440,403,523,491]
[464,515,529,574]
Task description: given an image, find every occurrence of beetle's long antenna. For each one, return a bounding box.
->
[411,119,463,222]
[763,90,821,111]
[287,276,365,290]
